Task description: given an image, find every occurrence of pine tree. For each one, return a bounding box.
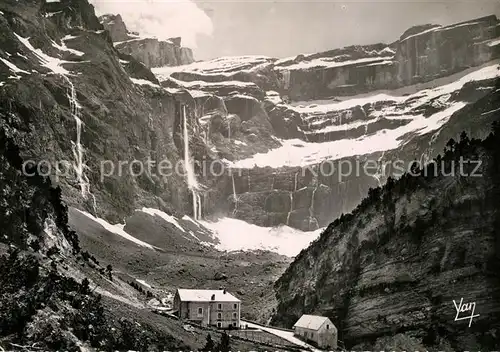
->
[215,332,230,352]
[202,333,215,352]
[106,264,113,281]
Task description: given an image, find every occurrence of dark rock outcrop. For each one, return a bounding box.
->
[115,37,195,68]
[99,14,129,42]
[272,123,500,350]
[396,16,499,85]
[276,16,500,101]
[99,14,195,68]
[0,0,193,223]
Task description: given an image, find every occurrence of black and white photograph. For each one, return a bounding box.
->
[0,0,500,351]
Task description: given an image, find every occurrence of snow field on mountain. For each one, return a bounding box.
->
[199,217,324,257]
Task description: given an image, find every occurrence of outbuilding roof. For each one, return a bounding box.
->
[176,289,240,302]
[293,314,331,330]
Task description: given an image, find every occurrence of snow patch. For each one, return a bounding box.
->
[130,78,161,89]
[229,101,467,168]
[199,218,323,257]
[401,27,441,42]
[289,63,500,115]
[51,40,84,57]
[182,215,201,227]
[44,11,62,18]
[74,209,155,249]
[154,55,272,76]
[162,74,257,89]
[136,279,152,289]
[62,35,79,41]
[488,37,500,47]
[229,93,259,101]
[0,57,30,75]
[275,56,394,71]
[139,208,186,232]
[15,33,70,75]
[188,89,212,98]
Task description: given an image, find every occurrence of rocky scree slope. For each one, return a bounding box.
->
[272,121,500,350]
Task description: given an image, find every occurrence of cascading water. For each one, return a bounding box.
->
[231,173,238,214]
[195,193,202,220]
[310,187,317,217]
[182,105,201,220]
[66,78,88,197]
[286,192,292,226]
[308,168,319,229]
[371,150,386,187]
[283,69,290,90]
[286,172,298,226]
[65,77,96,213]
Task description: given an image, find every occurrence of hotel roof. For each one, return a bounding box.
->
[176,289,240,302]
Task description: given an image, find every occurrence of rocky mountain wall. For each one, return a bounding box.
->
[0,0,198,222]
[100,14,195,68]
[272,121,500,350]
[278,16,500,101]
[204,76,500,230]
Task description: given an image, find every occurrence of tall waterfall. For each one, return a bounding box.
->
[283,69,291,90]
[231,173,238,214]
[287,172,298,226]
[182,105,201,220]
[371,150,386,187]
[286,192,292,226]
[66,78,88,198]
[310,187,316,217]
[309,168,319,229]
[63,77,98,214]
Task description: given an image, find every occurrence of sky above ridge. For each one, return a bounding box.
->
[89,0,500,60]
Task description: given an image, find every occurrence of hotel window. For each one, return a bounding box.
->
[232,312,237,319]
[217,313,222,319]
[233,322,236,327]
[197,307,203,316]
[217,322,221,328]
[217,303,222,310]
[327,324,329,329]
[233,303,237,309]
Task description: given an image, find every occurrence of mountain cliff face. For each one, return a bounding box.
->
[0,98,197,351]
[272,121,500,350]
[154,62,500,232]
[1,0,500,349]
[100,14,195,68]
[2,0,499,236]
[275,15,499,101]
[0,0,199,224]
